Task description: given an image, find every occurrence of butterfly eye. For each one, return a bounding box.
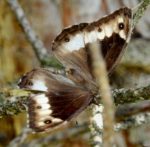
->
[44,119,52,124]
[64,37,70,42]
[118,23,124,30]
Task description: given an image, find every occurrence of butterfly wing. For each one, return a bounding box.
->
[52,23,96,90]
[52,7,132,88]
[18,68,93,132]
[18,7,132,132]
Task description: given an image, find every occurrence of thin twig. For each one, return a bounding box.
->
[115,112,150,131]
[89,42,116,146]
[115,100,150,121]
[6,0,50,64]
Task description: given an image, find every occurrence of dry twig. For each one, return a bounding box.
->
[89,42,116,146]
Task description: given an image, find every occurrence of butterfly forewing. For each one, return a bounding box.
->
[52,7,132,85]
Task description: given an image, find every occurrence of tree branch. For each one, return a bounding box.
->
[6,0,62,67]
[115,100,150,121]
[0,85,150,117]
[0,89,30,118]
[1,87,150,145]
[113,85,150,105]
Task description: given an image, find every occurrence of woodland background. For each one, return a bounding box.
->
[0,0,150,147]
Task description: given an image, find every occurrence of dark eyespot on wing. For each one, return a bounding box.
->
[118,23,124,30]
[44,119,52,124]
[64,37,70,42]
[98,27,102,32]
[36,106,42,109]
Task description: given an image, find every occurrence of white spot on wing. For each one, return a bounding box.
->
[38,103,51,110]
[118,17,124,23]
[32,79,48,91]
[119,30,126,39]
[112,20,119,33]
[53,118,63,123]
[37,121,45,126]
[38,116,53,121]
[63,33,84,52]
[37,109,52,116]
[104,25,113,37]
[33,94,49,104]
[84,31,97,43]
[96,28,105,40]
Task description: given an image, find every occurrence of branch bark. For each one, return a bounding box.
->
[0,85,150,117]
[0,89,30,118]
[133,0,150,27]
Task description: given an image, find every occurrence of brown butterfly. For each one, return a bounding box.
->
[18,7,132,132]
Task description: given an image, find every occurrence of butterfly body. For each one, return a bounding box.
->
[18,7,132,132]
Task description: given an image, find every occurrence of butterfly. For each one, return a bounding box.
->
[18,7,132,132]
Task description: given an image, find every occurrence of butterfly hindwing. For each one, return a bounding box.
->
[18,69,93,132]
